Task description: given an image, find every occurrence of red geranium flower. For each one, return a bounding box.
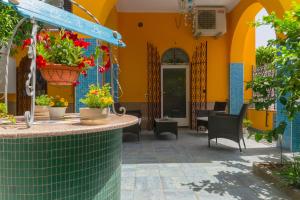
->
[81,70,87,77]
[74,39,90,49]
[83,56,95,67]
[22,38,32,49]
[72,81,80,87]
[36,55,47,69]
[62,31,78,41]
[99,66,106,73]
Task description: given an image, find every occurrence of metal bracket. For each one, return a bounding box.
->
[24,19,38,128]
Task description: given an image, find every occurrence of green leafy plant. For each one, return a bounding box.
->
[279,156,300,189]
[35,95,52,106]
[80,84,114,109]
[247,2,300,143]
[243,119,253,129]
[256,46,277,68]
[0,3,32,54]
[0,103,16,124]
[49,96,69,108]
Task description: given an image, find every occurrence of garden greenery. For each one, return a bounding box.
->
[247,2,300,143]
[35,95,52,106]
[279,156,300,189]
[0,103,16,124]
[0,3,32,53]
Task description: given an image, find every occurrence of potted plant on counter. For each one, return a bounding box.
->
[80,84,114,125]
[35,95,51,120]
[0,103,15,124]
[49,96,69,120]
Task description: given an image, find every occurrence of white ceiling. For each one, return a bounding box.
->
[117,0,240,13]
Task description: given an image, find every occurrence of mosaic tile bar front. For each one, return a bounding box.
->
[0,129,122,200]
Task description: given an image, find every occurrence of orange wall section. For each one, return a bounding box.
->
[243,27,256,102]
[73,0,117,24]
[118,13,229,103]
[248,109,275,131]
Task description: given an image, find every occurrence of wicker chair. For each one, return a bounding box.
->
[196,102,227,132]
[123,110,142,141]
[208,104,249,152]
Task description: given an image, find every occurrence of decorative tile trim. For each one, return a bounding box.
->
[230,63,244,115]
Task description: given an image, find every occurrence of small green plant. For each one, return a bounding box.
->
[279,156,300,189]
[80,84,114,109]
[0,103,16,124]
[35,95,52,106]
[49,96,69,107]
[243,119,253,129]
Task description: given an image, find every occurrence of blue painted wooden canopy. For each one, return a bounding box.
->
[0,0,125,47]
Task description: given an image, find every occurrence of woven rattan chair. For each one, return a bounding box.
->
[208,104,248,152]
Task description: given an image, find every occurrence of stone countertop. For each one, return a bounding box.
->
[0,114,138,139]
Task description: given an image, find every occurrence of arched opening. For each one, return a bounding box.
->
[228,0,285,127]
[161,48,190,126]
[161,48,189,65]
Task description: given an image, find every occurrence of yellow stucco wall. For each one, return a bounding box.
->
[118,13,229,103]
[248,109,275,131]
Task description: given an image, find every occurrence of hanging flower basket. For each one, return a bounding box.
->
[39,63,82,86]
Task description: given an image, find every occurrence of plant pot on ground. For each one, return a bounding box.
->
[35,95,51,120]
[79,84,114,125]
[49,96,68,120]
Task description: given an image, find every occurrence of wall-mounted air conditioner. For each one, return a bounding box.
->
[193,7,227,38]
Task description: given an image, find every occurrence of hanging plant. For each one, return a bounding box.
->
[23,30,95,86]
[97,45,111,73]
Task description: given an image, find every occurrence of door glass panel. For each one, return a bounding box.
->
[163,68,186,118]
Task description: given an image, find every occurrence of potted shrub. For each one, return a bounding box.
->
[35,95,51,120]
[23,31,95,85]
[0,103,15,124]
[49,96,69,120]
[80,84,114,125]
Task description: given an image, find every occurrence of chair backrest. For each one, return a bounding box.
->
[213,102,227,112]
[238,104,249,120]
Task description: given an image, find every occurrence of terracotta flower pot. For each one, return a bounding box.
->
[39,63,81,86]
[34,106,50,121]
[80,107,110,125]
[49,107,67,120]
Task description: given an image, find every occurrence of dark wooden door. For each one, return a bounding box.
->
[17,57,47,115]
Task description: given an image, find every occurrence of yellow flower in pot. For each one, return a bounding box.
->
[49,96,69,120]
[35,95,52,120]
[80,84,114,125]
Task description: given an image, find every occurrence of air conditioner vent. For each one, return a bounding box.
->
[193,7,227,37]
[197,10,216,30]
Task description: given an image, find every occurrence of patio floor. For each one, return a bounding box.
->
[121,129,290,200]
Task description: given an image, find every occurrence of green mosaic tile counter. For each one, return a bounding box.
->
[0,115,138,200]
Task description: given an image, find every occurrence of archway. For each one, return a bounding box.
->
[228,0,288,115]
